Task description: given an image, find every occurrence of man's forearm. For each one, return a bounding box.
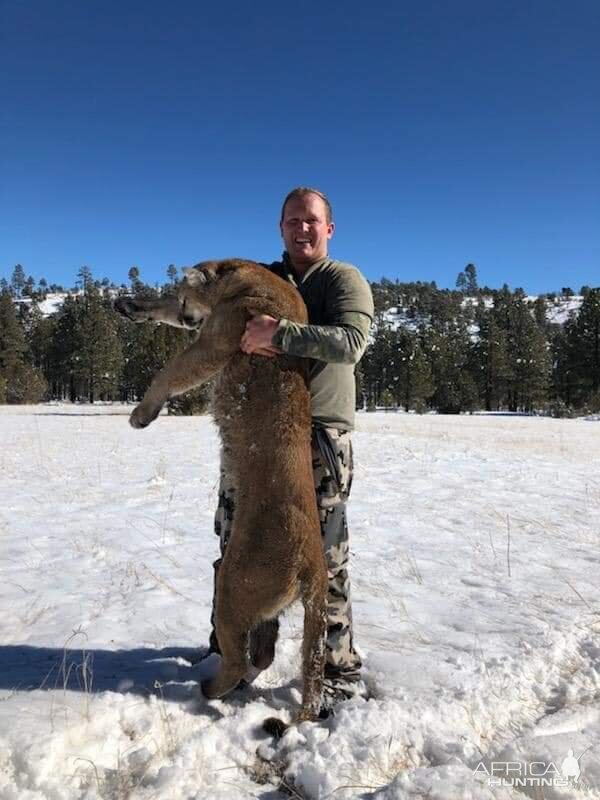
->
[272,317,370,365]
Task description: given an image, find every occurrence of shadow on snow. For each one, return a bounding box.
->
[0,644,299,719]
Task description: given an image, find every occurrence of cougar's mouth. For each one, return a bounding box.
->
[179,299,211,330]
[179,311,205,330]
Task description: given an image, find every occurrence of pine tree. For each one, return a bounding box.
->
[27,304,57,394]
[77,265,94,292]
[424,325,478,413]
[22,275,36,297]
[455,271,467,293]
[470,307,512,410]
[51,294,80,401]
[393,330,434,412]
[128,266,144,294]
[423,293,478,413]
[167,264,178,285]
[550,325,574,411]
[359,323,396,407]
[494,289,550,411]
[11,265,26,297]
[74,282,123,402]
[532,296,547,328]
[0,290,47,403]
[566,288,600,405]
[465,263,478,294]
[0,290,27,371]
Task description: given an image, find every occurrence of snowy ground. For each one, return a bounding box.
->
[1,405,599,799]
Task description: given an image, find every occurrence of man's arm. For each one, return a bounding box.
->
[242,265,374,364]
[241,314,370,364]
[272,314,371,365]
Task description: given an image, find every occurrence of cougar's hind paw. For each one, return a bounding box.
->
[262,716,289,738]
[201,672,243,699]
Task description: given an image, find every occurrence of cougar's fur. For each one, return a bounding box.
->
[114,259,327,730]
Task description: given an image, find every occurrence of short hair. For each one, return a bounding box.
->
[280,186,333,224]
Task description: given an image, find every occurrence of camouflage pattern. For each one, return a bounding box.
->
[273,313,370,364]
[209,427,362,684]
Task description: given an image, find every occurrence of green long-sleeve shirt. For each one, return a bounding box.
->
[268,256,374,431]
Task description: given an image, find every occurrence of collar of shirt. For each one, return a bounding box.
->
[282,252,331,286]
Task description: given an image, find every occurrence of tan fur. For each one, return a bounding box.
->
[114,259,328,726]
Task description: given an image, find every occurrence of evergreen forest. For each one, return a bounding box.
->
[1,263,599,417]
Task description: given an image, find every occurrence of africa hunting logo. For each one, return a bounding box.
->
[474,750,581,788]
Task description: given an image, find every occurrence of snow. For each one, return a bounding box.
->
[381,295,584,335]
[546,296,584,326]
[14,293,73,318]
[381,308,426,333]
[37,293,69,316]
[1,405,599,798]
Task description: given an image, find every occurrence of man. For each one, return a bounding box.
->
[210,187,374,714]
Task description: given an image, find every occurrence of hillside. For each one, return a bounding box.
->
[381,294,584,332]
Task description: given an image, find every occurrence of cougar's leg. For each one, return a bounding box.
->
[249,618,280,670]
[201,615,249,698]
[263,567,327,737]
[297,569,328,722]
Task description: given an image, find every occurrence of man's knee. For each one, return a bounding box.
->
[321,505,350,563]
[324,542,350,577]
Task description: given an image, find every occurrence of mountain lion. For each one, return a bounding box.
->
[114,259,327,733]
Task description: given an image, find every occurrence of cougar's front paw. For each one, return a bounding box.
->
[129,403,161,429]
[114,297,149,322]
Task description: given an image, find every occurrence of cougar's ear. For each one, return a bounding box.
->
[184,261,239,286]
[183,266,215,286]
[215,261,239,277]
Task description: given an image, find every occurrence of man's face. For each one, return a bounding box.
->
[280,193,335,271]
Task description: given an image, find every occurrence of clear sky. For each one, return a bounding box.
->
[1,0,599,292]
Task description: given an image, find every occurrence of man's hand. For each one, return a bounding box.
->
[241,314,283,357]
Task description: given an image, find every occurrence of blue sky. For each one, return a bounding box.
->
[1,0,598,292]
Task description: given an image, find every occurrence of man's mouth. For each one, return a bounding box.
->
[295,238,311,245]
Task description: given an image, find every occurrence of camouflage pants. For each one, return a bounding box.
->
[210,426,362,683]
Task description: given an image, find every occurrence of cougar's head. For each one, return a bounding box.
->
[180,260,254,328]
[177,262,221,329]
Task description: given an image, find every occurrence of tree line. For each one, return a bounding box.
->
[1,263,599,416]
[0,265,209,413]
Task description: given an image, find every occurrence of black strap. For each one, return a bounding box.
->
[312,425,342,492]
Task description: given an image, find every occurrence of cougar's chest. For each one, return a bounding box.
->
[213,355,278,420]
